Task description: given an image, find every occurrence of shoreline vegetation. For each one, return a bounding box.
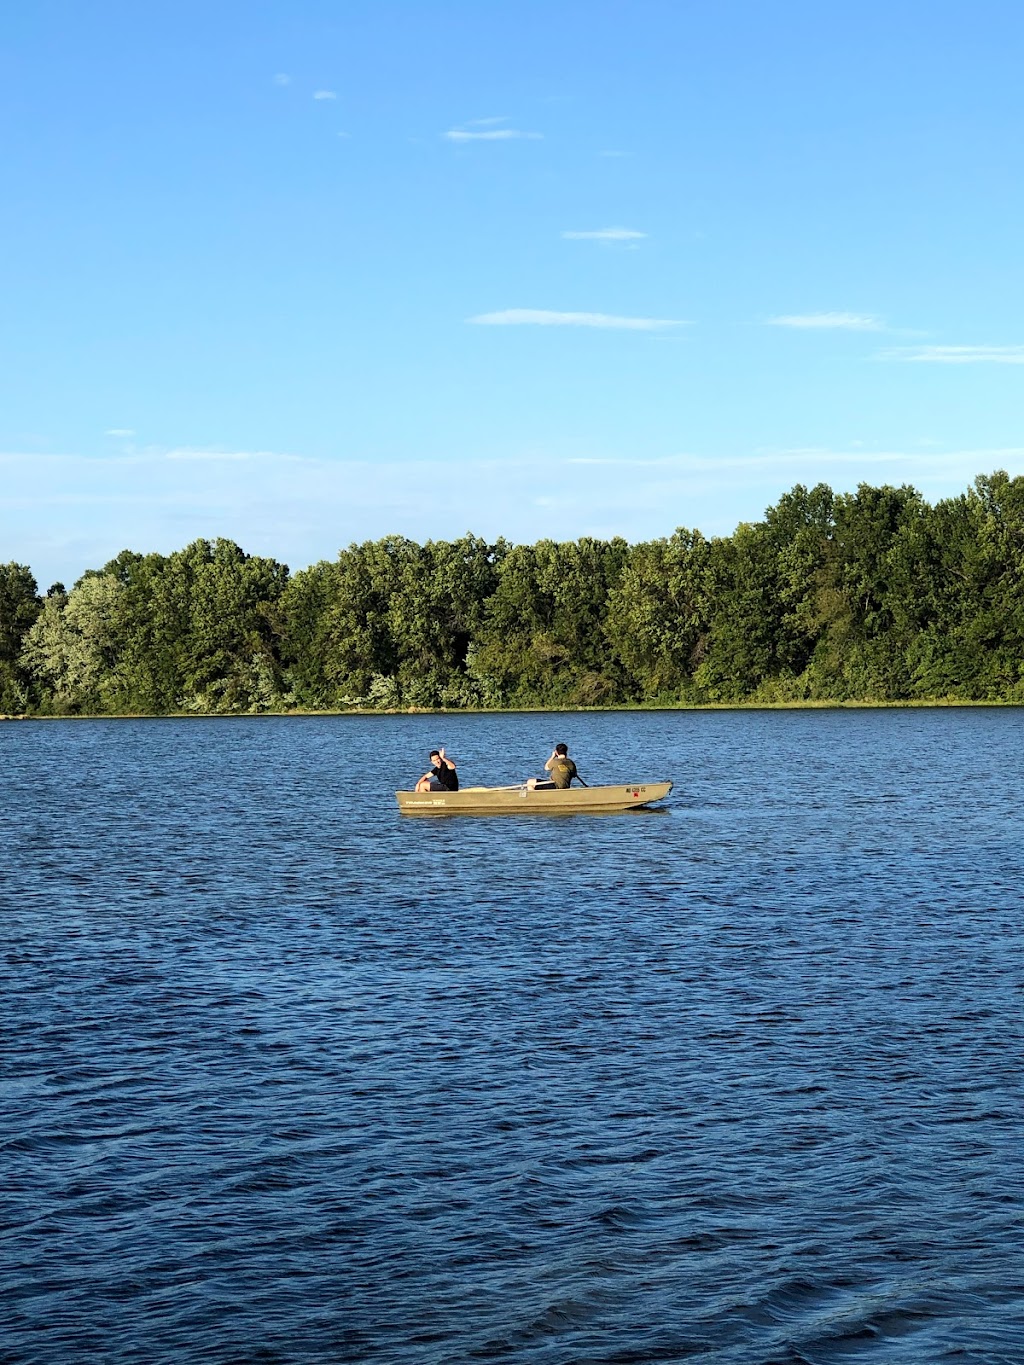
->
[3,697,1024,722]
[4,472,1024,718]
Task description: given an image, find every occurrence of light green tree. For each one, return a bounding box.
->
[21,574,124,710]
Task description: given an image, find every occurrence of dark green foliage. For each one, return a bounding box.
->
[277,535,504,709]
[801,482,924,699]
[471,538,629,706]
[0,562,41,711]
[605,529,710,698]
[12,473,1024,713]
[892,473,1024,700]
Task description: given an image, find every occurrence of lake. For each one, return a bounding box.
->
[2,708,1023,1363]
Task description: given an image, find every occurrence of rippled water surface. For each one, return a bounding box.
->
[2,709,1024,1364]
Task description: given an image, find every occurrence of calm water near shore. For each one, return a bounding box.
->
[2,708,1023,1363]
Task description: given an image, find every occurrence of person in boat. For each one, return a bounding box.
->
[414,747,459,793]
[543,742,584,788]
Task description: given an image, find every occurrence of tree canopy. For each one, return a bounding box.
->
[5,474,1024,714]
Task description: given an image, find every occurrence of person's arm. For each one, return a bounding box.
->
[544,752,556,773]
[438,747,456,771]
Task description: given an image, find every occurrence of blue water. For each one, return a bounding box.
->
[2,709,1023,1364]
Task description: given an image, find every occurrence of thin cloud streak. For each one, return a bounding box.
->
[312,90,337,101]
[468,309,688,330]
[5,444,1024,589]
[567,446,1024,472]
[444,128,542,142]
[880,345,1024,364]
[767,312,885,331]
[562,227,647,241]
[164,448,304,463]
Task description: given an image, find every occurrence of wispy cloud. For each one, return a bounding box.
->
[105,428,135,438]
[313,90,337,101]
[165,448,303,463]
[6,444,1024,591]
[566,446,1024,471]
[767,312,885,331]
[468,309,687,331]
[444,127,542,142]
[273,73,290,86]
[880,344,1024,364]
[562,227,647,242]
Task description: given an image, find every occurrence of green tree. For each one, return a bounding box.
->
[605,529,710,699]
[695,523,782,700]
[311,536,420,704]
[28,540,292,714]
[693,485,836,701]
[278,559,344,707]
[0,562,42,711]
[172,539,289,711]
[388,535,505,707]
[98,549,181,711]
[893,472,1024,698]
[805,482,924,698]
[280,535,505,709]
[21,573,124,711]
[472,538,629,705]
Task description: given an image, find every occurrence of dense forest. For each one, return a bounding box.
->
[3,472,1024,715]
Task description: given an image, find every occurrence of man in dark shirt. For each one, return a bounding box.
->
[415,747,459,793]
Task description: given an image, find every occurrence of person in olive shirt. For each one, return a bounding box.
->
[414,747,459,793]
[543,742,584,789]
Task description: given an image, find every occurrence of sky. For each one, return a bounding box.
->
[2,0,1023,588]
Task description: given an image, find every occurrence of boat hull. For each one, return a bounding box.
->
[395,781,672,815]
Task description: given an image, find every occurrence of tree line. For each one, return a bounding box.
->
[3,471,1024,715]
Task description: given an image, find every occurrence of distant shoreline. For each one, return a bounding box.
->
[8,476,1024,720]
[5,697,1023,721]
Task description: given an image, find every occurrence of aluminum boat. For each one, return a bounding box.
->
[395,781,672,815]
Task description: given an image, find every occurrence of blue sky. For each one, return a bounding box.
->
[3,0,1023,588]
